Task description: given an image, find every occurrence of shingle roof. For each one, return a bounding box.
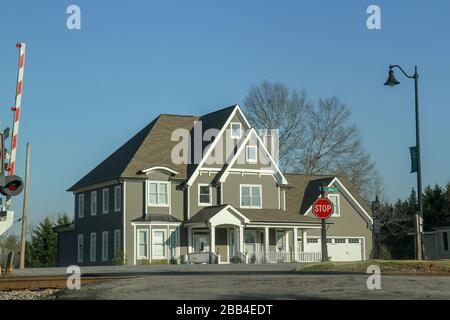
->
[187,205,229,223]
[238,209,319,223]
[187,205,320,224]
[68,105,237,191]
[284,174,335,215]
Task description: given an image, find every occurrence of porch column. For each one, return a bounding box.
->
[264,227,269,259]
[301,229,307,252]
[188,226,192,253]
[293,227,298,262]
[239,225,244,254]
[210,225,216,256]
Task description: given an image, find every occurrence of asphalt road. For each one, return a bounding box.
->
[58,270,450,300]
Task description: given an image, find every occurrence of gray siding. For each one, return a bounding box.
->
[74,183,123,266]
[222,174,279,210]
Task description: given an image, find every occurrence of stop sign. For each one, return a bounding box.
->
[313,198,334,219]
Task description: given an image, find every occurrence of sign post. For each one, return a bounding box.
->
[313,186,335,262]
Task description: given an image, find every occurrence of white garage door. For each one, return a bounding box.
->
[305,237,363,261]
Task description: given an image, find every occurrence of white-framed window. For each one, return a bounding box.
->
[91,191,97,216]
[348,238,360,244]
[328,194,341,217]
[442,231,449,252]
[102,231,109,262]
[240,185,262,208]
[78,194,84,218]
[138,229,149,259]
[114,185,121,212]
[114,229,121,257]
[102,188,109,214]
[307,238,318,244]
[148,181,170,206]
[198,184,212,206]
[246,145,257,163]
[77,234,84,263]
[152,230,166,259]
[90,233,97,262]
[334,238,346,244]
[230,122,242,139]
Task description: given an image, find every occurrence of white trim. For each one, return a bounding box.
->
[230,122,242,139]
[90,191,97,216]
[137,229,149,259]
[246,145,258,163]
[78,194,84,218]
[147,181,170,207]
[304,177,373,225]
[77,234,84,263]
[90,232,97,262]
[186,105,251,186]
[140,166,178,176]
[249,223,322,228]
[102,188,109,214]
[133,223,136,265]
[328,194,341,217]
[218,128,287,184]
[123,181,127,262]
[239,184,262,209]
[131,221,182,226]
[152,229,167,259]
[114,185,121,212]
[102,231,109,262]
[198,183,212,206]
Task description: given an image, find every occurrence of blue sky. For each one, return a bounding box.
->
[1,0,449,233]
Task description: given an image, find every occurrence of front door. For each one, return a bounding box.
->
[244,230,257,255]
[193,232,209,253]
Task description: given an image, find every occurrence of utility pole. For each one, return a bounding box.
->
[19,142,30,269]
[371,196,380,259]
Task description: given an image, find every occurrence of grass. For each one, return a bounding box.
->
[297,260,450,275]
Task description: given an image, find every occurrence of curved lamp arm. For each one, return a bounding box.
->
[389,64,417,79]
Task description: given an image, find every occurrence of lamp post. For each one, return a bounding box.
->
[384,64,424,260]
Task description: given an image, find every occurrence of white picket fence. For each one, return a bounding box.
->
[250,251,322,263]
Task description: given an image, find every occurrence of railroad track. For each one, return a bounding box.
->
[0,275,119,290]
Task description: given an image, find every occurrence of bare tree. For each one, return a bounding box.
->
[243,81,378,198]
[243,80,311,171]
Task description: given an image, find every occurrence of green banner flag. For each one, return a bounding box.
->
[410,146,418,173]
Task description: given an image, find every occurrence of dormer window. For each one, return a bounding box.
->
[246,145,257,163]
[148,181,170,207]
[230,122,242,139]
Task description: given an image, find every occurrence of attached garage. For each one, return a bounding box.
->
[305,237,365,261]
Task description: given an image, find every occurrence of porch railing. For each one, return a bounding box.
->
[249,251,322,263]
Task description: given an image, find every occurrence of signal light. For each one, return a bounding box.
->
[0,175,24,197]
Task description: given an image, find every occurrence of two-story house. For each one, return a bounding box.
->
[57,105,373,266]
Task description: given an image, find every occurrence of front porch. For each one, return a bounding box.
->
[185,204,323,264]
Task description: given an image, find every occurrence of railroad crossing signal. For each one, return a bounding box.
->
[0,175,24,197]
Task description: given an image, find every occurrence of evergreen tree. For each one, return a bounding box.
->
[28,217,58,267]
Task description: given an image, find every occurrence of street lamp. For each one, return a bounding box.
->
[384,64,424,260]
